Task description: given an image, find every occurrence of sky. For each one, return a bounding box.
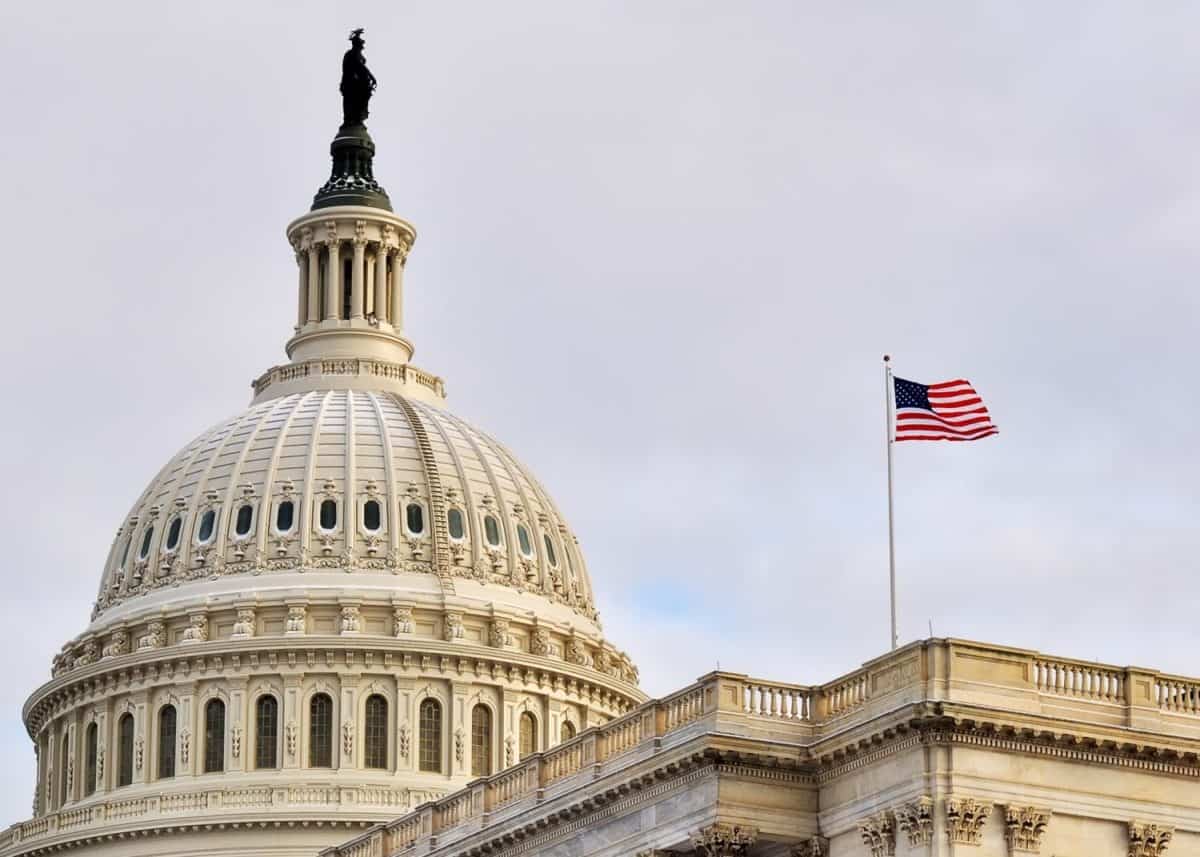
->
[3,0,1200,824]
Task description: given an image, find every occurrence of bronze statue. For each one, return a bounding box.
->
[340,28,377,125]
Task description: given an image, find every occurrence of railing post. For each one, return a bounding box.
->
[1125,667,1162,730]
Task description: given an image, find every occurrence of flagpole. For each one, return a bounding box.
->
[884,355,898,650]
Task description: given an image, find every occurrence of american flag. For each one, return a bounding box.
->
[893,376,998,442]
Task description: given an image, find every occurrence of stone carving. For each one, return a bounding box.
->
[76,641,98,667]
[286,721,298,758]
[454,727,465,765]
[1004,806,1050,854]
[180,730,191,767]
[343,721,354,757]
[135,736,144,771]
[443,612,465,643]
[946,798,992,846]
[181,614,208,644]
[101,630,129,659]
[504,734,515,767]
[791,836,829,857]
[859,812,896,857]
[531,627,552,656]
[398,723,411,760]
[231,726,242,759]
[1129,822,1173,857]
[690,823,759,857]
[566,636,592,667]
[896,796,935,846]
[137,621,165,651]
[393,605,414,635]
[340,605,361,634]
[285,605,307,634]
[66,757,74,795]
[232,608,256,638]
[489,617,512,648]
[95,746,104,780]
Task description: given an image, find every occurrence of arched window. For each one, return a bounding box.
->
[483,515,501,548]
[406,503,424,535]
[165,517,182,551]
[447,508,465,540]
[364,695,388,769]
[519,711,537,758]
[234,504,254,537]
[471,706,492,777]
[158,705,177,779]
[59,733,70,805]
[255,695,279,769]
[275,500,295,533]
[517,525,533,558]
[560,720,576,743]
[363,500,381,532]
[117,713,135,787]
[319,499,337,530]
[196,509,216,543]
[418,699,442,773]
[309,693,333,768]
[204,699,225,773]
[138,527,154,560]
[543,533,557,567]
[84,723,98,797]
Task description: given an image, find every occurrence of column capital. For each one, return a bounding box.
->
[691,823,758,857]
[859,812,896,857]
[790,836,829,857]
[1005,806,1051,855]
[1129,822,1173,857]
[895,797,934,847]
[946,797,992,846]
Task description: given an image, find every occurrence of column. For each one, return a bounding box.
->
[306,245,321,324]
[339,675,360,771]
[390,251,405,332]
[295,251,308,327]
[325,240,341,320]
[179,684,197,778]
[375,246,390,326]
[365,254,377,318]
[132,692,149,786]
[93,709,109,797]
[283,674,303,770]
[351,238,366,319]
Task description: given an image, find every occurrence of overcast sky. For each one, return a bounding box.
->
[3,1,1200,824]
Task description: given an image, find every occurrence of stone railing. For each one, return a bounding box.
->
[251,358,446,398]
[318,638,1200,857]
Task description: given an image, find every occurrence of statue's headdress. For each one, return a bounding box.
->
[349,28,365,42]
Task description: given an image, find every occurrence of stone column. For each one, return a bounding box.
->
[374,246,389,324]
[283,674,303,770]
[44,722,58,813]
[131,692,149,786]
[339,675,361,771]
[229,679,248,773]
[306,245,321,324]
[93,709,109,797]
[390,251,405,332]
[295,251,308,326]
[325,240,341,320]
[351,230,367,320]
[63,720,77,806]
[179,685,197,778]
[365,254,377,317]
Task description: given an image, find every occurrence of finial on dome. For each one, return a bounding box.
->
[312,28,392,211]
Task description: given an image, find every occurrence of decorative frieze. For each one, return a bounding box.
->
[393,605,414,635]
[1129,822,1173,857]
[285,605,307,634]
[181,613,208,644]
[340,605,362,635]
[859,812,896,857]
[946,797,991,846]
[1004,806,1050,854]
[690,823,758,857]
[232,608,256,639]
[895,796,934,847]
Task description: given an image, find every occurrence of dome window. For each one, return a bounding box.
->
[119,536,132,569]
[234,504,254,538]
[319,499,338,531]
[405,503,424,535]
[196,509,216,544]
[363,500,382,532]
[484,515,501,548]
[447,508,465,540]
[165,517,183,552]
[517,524,534,558]
[275,500,295,533]
[138,527,154,561]
[543,534,558,567]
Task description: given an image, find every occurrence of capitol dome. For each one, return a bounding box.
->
[6,34,641,857]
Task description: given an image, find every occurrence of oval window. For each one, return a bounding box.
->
[517,524,533,557]
[235,504,254,537]
[363,500,381,532]
[275,500,294,533]
[406,503,424,535]
[543,533,557,567]
[319,499,337,530]
[165,517,183,551]
[197,510,216,543]
[447,508,465,540]
[484,515,501,547]
[139,527,154,560]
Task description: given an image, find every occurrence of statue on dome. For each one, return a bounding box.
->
[340,28,377,126]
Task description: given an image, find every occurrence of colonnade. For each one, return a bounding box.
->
[295,237,405,330]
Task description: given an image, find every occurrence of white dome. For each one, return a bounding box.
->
[94,389,600,629]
